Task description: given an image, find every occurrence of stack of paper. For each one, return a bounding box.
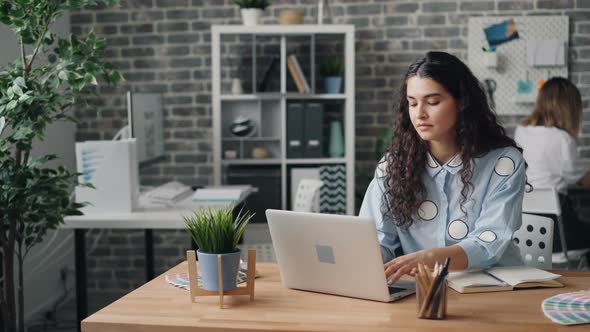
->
[192,185,252,202]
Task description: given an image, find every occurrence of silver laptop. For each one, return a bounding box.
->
[265,209,416,302]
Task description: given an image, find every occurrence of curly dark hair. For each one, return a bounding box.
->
[382,51,524,229]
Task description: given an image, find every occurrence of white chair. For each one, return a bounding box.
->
[513,214,554,269]
[293,179,324,212]
[522,186,571,265]
[522,187,589,269]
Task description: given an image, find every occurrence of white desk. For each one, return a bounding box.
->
[63,191,253,332]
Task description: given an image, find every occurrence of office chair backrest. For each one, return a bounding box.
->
[522,186,561,216]
[513,213,554,270]
[293,179,324,212]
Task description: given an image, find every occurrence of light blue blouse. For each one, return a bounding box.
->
[359,146,525,270]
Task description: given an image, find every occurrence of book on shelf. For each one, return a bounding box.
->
[287,54,310,93]
[257,55,279,92]
[447,266,563,294]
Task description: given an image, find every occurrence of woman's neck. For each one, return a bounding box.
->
[428,140,459,165]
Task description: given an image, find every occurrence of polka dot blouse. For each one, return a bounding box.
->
[359,146,526,270]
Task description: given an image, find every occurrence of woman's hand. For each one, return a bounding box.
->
[384,250,426,284]
[384,246,469,284]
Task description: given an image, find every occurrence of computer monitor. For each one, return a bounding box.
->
[126,91,165,166]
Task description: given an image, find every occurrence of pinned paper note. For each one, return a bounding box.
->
[527,39,567,67]
[484,19,520,51]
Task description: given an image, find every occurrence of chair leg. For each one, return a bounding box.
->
[556,216,570,266]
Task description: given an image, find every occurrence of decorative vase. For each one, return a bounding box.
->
[231,78,243,94]
[197,249,241,291]
[240,8,263,26]
[329,120,344,158]
[324,76,342,94]
[278,10,304,24]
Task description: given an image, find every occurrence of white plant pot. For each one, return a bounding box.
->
[241,8,263,26]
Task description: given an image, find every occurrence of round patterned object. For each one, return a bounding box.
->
[494,157,515,176]
[448,219,469,240]
[418,200,438,221]
[478,230,497,242]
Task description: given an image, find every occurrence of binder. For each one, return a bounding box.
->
[303,103,323,158]
[287,103,305,158]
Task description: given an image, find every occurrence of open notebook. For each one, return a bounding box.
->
[447,266,564,294]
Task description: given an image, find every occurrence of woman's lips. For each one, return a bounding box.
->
[417,124,433,130]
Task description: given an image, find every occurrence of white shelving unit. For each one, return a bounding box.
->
[211,25,355,215]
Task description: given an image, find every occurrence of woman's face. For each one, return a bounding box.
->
[406,75,459,144]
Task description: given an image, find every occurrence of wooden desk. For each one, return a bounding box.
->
[82,262,590,332]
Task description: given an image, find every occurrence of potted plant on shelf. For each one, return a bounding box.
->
[0,1,122,331]
[184,207,254,292]
[234,0,269,26]
[320,57,344,94]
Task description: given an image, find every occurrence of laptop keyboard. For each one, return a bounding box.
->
[388,286,407,295]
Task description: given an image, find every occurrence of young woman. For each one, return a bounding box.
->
[514,77,590,252]
[515,77,590,193]
[360,51,527,284]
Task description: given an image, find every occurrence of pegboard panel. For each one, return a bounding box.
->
[468,16,568,116]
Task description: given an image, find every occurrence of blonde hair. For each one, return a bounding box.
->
[521,77,582,138]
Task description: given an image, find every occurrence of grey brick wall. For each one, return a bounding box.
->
[72,0,590,293]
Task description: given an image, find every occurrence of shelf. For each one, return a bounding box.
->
[213,24,355,215]
[287,158,346,165]
[212,25,354,35]
[222,159,281,165]
[223,136,280,141]
[221,93,346,101]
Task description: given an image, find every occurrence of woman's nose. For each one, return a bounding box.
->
[417,104,428,119]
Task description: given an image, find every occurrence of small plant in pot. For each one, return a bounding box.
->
[184,207,254,291]
[320,57,344,94]
[234,0,270,26]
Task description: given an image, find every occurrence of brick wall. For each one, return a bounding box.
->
[72,0,590,293]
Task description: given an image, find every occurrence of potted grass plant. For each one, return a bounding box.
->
[233,0,269,26]
[320,57,344,94]
[184,206,254,291]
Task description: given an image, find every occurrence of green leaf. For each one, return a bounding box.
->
[18,94,30,102]
[14,77,26,87]
[48,53,57,63]
[12,84,23,96]
[58,70,68,81]
[13,126,33,139]
[6,100,17,110]
[84,73,97,85]
[7,86,14,99]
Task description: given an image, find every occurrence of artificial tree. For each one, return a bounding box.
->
[0,1,122,331]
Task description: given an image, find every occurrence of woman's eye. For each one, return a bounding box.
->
[409,103,417,107]
[428,101,440,106]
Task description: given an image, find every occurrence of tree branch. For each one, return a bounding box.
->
[23,150,30,167]
[19,37,26,80]
[26,13,53,73]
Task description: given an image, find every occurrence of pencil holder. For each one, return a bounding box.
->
[416,278,447,320]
